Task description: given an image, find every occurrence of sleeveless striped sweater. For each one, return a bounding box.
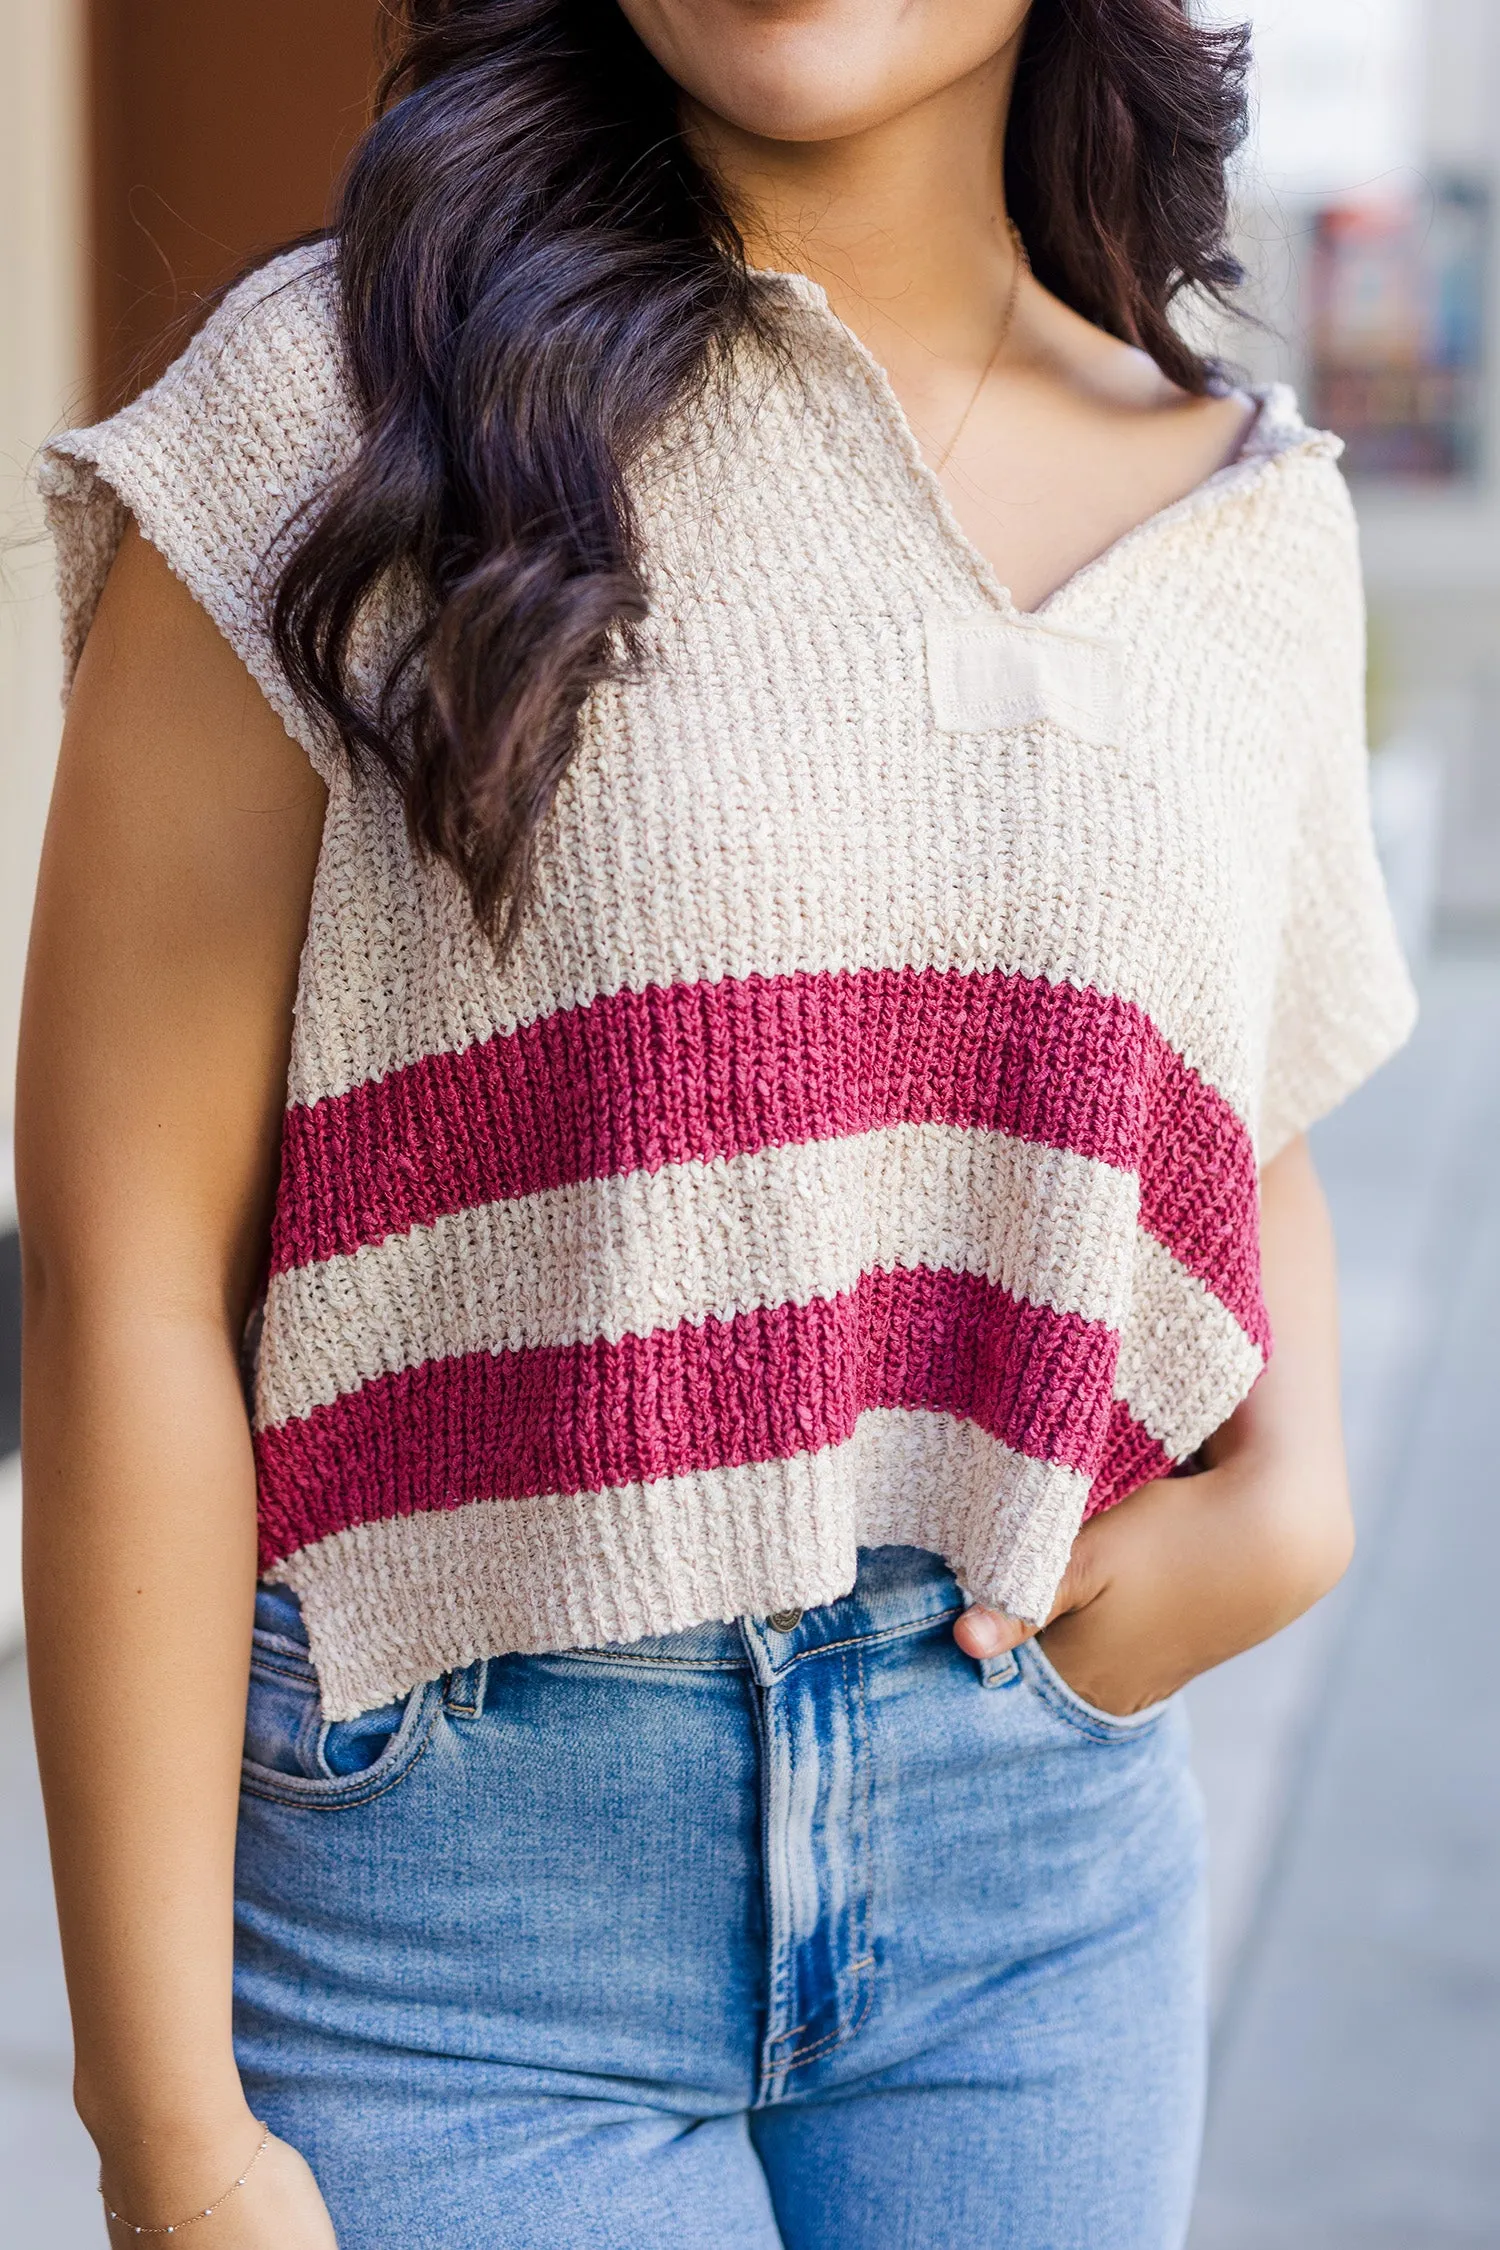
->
[41,245,1415,1717]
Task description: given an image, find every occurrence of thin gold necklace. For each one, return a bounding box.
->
[934,221,1030,476]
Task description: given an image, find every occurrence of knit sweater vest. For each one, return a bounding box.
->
[41,244,1416,1717]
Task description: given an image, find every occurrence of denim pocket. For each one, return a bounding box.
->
[241,1584,441,1810]
[1019,1635,1174,1743]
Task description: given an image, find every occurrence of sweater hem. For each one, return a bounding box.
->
[270,1409,1092,1717]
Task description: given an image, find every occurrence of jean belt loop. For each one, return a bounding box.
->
[443,1656,488,1717]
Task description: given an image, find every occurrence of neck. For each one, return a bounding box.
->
[683,44,1026,355]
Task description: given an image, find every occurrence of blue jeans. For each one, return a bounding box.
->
[234,1547,1206,2248]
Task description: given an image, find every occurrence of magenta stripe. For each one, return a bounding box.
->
[1139,1092,1267,1351]
[270,966,1266,1342]
[1084,1399,1176,1519]
[255,1264,1120,1566]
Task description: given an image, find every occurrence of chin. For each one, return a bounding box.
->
[691,63,907,147]
[617,0,1030,147]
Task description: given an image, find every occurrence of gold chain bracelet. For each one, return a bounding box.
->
[101,2123,271,2237]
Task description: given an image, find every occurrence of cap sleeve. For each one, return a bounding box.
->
[1258,471,1417,1159]
[35,241,356,784]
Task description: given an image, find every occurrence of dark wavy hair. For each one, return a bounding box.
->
[272,0,1251,940]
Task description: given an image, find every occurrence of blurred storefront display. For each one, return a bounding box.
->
[1309,178,1489,484]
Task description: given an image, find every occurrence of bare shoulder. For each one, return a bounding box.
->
[20,516,328,1282]
[75,522,327,821]
[41,516,327,1044]
[1019,278,1257,486]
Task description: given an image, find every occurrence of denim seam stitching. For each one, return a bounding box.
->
[239,1699,441,1810]
[762,1607,963,1677]
[758,1678,797,2095]
[772,1956,877,2068]
[773,1639,878,2071]
[248,1654,318,1687]
[537,1652,747,1673]
[1023,1652,1168,1743]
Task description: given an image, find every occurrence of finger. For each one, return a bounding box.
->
[952,1603,1034,1659]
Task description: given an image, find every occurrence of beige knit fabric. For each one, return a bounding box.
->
[39,244,1416,1717]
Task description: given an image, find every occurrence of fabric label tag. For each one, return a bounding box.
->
[925,614,1125,749]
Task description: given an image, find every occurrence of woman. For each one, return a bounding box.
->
[21,1,1414,2244]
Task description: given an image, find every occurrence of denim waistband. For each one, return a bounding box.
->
[573,1545,967,1687]
[258,1546,968,1698]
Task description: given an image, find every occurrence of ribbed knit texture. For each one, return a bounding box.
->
[39,245,1416,1716]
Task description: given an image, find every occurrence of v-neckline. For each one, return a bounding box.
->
[756,267,1336,628]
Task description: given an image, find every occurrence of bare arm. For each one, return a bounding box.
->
[955,1135,1355,1707]
[19,526,337,2239]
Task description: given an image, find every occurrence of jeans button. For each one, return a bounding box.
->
[766,1608,804,1632]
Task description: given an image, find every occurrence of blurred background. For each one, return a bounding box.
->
[2,2,1497,2242]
